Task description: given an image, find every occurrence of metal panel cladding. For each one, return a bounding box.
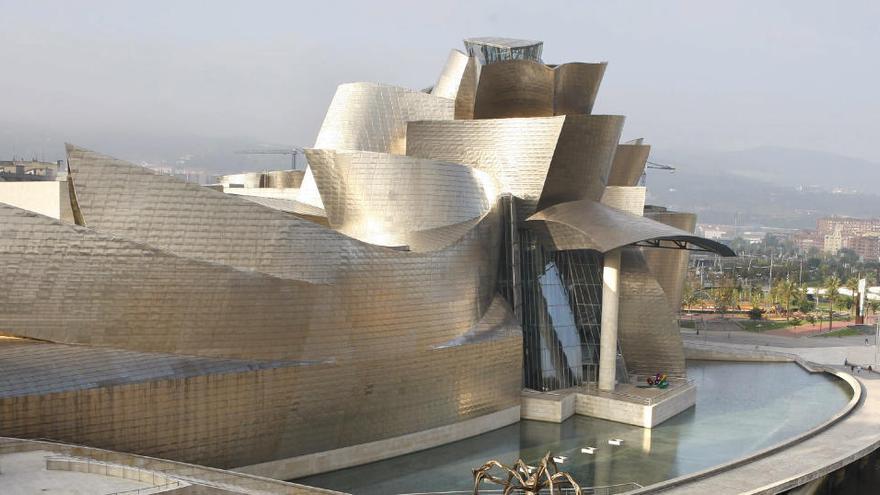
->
[642,209,698,312]
[314,82,454,155]
[618,247,688,377]
[305,149,497,250]
[406,116,565,220]
[607,142,651,187]
[472,61,607,119]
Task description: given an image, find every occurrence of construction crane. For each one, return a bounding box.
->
[640,159,676,186]
[646,160,676,171]
[235,147,306,170]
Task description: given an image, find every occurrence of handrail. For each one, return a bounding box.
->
[393,481,643,495]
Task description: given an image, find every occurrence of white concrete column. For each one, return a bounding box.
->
[599,249,621,392]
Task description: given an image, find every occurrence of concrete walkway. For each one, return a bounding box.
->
[0,450,160,495]
[637,340,880,494]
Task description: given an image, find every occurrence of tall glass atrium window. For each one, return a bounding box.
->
[519,230,604,391]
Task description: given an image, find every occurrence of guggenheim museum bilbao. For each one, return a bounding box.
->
[0,37,733,479]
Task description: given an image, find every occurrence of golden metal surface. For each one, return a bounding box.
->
[535,115,624,210]
[431,50,479,119]
[472,60,606,119]
[600,186,646,215]
[233,195,329,225]
[431,49,471,100]
[473,60,555,119]
[553,62,608,116]
[0,201,521,465]
[642,209,698,312]
[0,36,734,473]
[607,141,651,187]
[618,247,687,377]
[304,149,497,250]
[527,199,735,256]
[299,82,456,209]
[406,115,623,218]
[61,145,505,353]
[313,82,454,155]
[407,116,562,207]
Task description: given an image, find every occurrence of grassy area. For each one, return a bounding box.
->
[817,327,864,338]
[736,320,793,332]
[680,320,696,329]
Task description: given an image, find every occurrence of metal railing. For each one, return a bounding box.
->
[396,481,643,495]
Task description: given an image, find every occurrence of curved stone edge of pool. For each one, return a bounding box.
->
[627,342,875,495]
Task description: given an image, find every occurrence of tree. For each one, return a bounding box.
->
[845,276,861,318]
[825,276,842,331]
[772,279,803,322]
[713,277,738,318]
[682,278,697,311]
[749,285,764,310]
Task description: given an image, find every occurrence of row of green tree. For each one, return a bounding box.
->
[683,275,877,328]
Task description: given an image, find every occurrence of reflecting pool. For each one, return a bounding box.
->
[296,361,852,494]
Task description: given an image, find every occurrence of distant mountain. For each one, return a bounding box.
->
[0,123,294,175]
[647,147,880,229]
[655,146,880,193]
[4,122,878,230]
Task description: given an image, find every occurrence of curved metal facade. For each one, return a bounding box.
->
[608,142,651,187]
[642,209,698,312]
[0,174,521,467]
[528,199,735,255]
[0,36,735,475]
[313,82,454,155]
[553,62,607,115]
[473,60,555,119]
[301,82,456,208]
[429,49,479,120]
[407,115,624,218]
[432,49,471,100]
[536,114,624,209]
[617,248,687,377]
[472,61,607,119]
[407,116,565,217]
[305,149,496,250]
[64,146,503,353]
[601,185,646,215]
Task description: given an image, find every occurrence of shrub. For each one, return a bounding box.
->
[747,307,764,320]
[799,300,816,313]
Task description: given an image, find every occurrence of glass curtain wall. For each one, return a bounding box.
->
[518,230,605,391]
[464,42,543,65]
[497,198,627,391]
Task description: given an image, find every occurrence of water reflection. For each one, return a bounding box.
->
[297,361,851,494]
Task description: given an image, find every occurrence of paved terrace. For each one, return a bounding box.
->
[632,335,880,494]
[0,437,343,495]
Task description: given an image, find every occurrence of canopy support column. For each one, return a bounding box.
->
[599,249,621,391]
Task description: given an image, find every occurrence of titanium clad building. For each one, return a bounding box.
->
[0,37,733,478]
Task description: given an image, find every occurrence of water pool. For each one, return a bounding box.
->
[296,361,852,493]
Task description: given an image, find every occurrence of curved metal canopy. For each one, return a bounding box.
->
[526,199,735,256]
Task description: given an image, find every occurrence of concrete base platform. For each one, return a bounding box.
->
[235,406,521,480]
[521,379,697,428]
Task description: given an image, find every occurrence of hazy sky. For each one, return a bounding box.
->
[1,0,878,162]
